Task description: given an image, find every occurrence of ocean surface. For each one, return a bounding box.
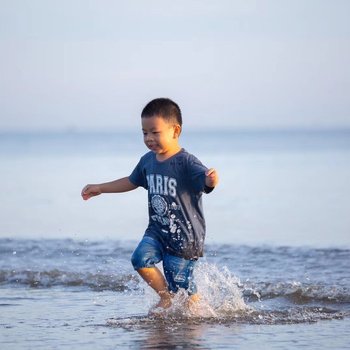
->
[1,129,350,349]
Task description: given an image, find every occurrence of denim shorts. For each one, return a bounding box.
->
[131,236,197,295]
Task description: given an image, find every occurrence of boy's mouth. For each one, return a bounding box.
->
[147,143,157,151]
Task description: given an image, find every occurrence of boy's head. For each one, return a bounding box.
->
[141,98,182,127]
[141,98,183,156]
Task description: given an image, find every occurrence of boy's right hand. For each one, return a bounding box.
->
[81,184,101,200]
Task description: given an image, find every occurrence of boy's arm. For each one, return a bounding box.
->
[81,177,137,200]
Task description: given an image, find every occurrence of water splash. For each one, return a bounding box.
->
[108,261,349,327]
[194,262,248,315]
[137,261,249,320]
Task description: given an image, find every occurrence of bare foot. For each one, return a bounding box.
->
[148,291,173,316]
[188,294,217,318]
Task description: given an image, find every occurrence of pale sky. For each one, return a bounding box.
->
[1,0,349,131]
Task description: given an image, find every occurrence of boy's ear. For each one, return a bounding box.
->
[173,124,182,138]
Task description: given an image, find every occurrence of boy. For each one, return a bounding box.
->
[81,98,218,313]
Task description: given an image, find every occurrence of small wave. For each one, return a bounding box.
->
[0,238,135,259]
[244,281,350,304]
[0,269,139,291]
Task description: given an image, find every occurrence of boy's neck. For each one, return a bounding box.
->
[156,145,182,161]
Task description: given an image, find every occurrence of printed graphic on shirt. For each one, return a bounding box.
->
[151,195,168,216]
[146,174,177,197]
[147,174,183,235]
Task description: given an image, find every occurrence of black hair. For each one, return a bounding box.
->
[141,98,182,126]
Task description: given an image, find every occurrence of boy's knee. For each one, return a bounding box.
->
[131,237,162,270]
[131,245,158,270]
[131,249,142,270]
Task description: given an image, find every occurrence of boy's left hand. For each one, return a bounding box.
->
[205,168,219,188]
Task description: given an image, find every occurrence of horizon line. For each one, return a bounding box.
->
[1,126,350,135]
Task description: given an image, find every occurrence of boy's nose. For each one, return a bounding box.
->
[145,134,153,142]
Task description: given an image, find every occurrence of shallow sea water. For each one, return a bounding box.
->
[2,287,349,350]
[1,239,349,349]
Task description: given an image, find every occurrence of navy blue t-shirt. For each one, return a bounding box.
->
[129,149,211,260]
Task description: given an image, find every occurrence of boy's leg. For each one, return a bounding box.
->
[188,293,201,309]
[131,237,172,309]
[189,293,200,303]
[163,254,197,298]
[137,267,173,308]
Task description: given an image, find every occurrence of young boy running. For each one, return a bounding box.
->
[81,98,218,313]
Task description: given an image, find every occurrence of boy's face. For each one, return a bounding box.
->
[141,115,181,156]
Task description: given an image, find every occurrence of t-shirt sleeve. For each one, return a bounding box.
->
[129,158,148,189]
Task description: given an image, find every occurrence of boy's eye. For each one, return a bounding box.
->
[142,131,160,136]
